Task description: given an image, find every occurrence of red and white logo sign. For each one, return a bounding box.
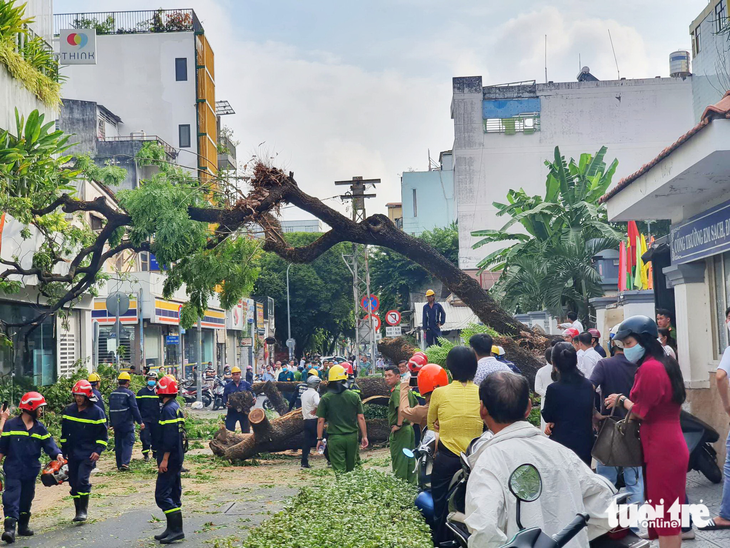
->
[385,310,401,326]
[364,314,381,331]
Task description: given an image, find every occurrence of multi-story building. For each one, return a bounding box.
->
[401,151,455,236]
[690,0,730,122]
[54,9,218,179]
[280,219,324,233]
[385,203,403,228]
[452,73,695,287]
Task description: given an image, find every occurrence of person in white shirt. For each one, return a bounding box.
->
[534,346,555,432]
[464,371,615,548]
[300,375,321,469]
[576,332,601,379]
[469,333,511,386]
[558,311,584,334]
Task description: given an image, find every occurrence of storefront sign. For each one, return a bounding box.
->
[671,198,730,264]
[240,337,253,347]
[165,335,180,345]
[256,302,265,334]
[227,300,244,331]
[59,29,97,65]
[92,298,138,325]
[154,299,182,325]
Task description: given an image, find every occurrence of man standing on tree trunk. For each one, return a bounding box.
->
[316,365,368,473]
[385,366,417,484]
[422,289,446,347]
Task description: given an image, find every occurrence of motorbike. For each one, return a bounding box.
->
[402,429,437,526]
[212,376,226,411]
[681,410,722,483]
[181,383,212,408]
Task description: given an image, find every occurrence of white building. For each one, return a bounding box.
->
[451,74,695,286]
[690,0,730,122]
[280,219,324,233]
[54,9,218,177]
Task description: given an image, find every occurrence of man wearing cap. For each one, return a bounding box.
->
[223,367,253,433]
[422,289,446,347]
[137,371,160,462]
[87,373,106,418]
[108,372,144,471]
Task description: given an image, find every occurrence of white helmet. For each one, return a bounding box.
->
[306,375,321,387]
[609,324,624,348]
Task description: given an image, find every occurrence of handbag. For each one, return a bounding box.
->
[591,404,643,467]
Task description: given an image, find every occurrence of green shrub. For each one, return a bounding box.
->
[243,469,431,548]
[363,403,387,420]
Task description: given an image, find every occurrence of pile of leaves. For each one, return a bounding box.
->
[243,469,431,548]
[425,323,499,367]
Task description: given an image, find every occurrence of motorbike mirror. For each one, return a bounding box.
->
[402,448,415,458]
[508,464,542,503]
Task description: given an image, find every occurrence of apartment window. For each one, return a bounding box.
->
[694,24,702,57]
[412,188,418,217]
[175,58,187,81]
[90,215,104,231]
[179,124,191,148]
[140,252,150,272]
[717,1,727,32]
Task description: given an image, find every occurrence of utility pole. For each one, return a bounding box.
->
[337,176,380,367]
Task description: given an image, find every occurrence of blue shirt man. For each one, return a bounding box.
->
[422,290,446,347]
[108,373,143,471]
[223,368,253,433]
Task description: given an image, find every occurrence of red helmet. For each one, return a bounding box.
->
[19,391,47,412]
[412,351,427,361]
[72,380,97,401]
[157,375,179,395]
[588,328,601,339]
[417,364,449,396]
[340,362,354,376]
[562,327,580,340]
[408,353,428,373]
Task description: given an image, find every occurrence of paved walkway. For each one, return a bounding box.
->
[685,471,730,548]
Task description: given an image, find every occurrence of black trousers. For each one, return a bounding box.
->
[301,419,318,465]
[431,442,461,544]
[68,456,95,497]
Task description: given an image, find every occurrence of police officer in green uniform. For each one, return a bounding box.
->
[384,365,417,484]
[316,365,368,473]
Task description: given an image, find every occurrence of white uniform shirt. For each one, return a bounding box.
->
[534,363,554,431]
[578,347,601,379]
[301,388,320,420]
[465,422,615,548]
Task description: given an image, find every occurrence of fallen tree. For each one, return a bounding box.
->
[378,337,418,364]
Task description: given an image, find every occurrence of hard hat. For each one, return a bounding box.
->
[562,327,580,340]
[496,346,505,356]
[425,289,436,297]
[340,362,354,376]
[231,366,242,374]
[609,324,624,348]
[146,371,159,379]
[408,353,428,373]
[417,364,449,396]
[307,375,322,387]
[588,328,601,339]
[157,375,179,395]
[118,371,131,381]
[88,373,101,383]
[491,345,500,355]
[308,369,319,378]
[614,315,658,342]
[41,457,69,487]
[72,380,97,402]
[328,364,347,382]
[19,391,47,412]
[412,351,427,361]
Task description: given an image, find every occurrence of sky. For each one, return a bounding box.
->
[55,0,708,221]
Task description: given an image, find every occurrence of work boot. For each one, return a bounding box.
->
[2,517,16,544]
[73,495,88,522]
[159,511,184,544]
[144,453,150,462]
[154,514,171,541]
[16,514,32,536]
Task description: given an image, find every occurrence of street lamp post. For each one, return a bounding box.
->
[286,264,293,361]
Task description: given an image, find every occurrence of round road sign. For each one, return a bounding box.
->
[360,294,380,313]
[106,292,130,317]
[385,310,401,326]
[364,314,381,331]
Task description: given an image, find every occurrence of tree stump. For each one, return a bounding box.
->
[378,337,418,364]
[228,390,255,414]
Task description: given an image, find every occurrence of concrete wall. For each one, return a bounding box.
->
[26,0,53,43]
[452,76,695,271]
[59,32,198,172]
[690,0,728,122]
[401,168,455,236]
[57,98,98,155]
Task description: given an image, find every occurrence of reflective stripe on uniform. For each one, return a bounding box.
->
[1,431,51,440]
[32,433,51,440]
[158,418,185,425]
[163,507,181,514]
[62,415,105,424]
[95,440,108,446]
[136,395,158,399]
[60,438,67,443]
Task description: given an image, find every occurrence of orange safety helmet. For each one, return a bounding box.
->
[340,362,354,376]
[408,353,428,373]
[19,391,47,412]
[72,380,97,402]
[417,364,449,396]
[562,327,580,340]
[157,375,179,395]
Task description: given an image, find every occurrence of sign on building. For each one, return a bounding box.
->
[60,29,97,65]
[385,326,402,337]
[670,197,730,265]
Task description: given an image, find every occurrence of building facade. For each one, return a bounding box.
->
[401,151,454,236]
[280,219,324,233]
[452,74,695,283]
[690,0,730,122]
[385,203,403,228]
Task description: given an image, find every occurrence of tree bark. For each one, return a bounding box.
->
[259,381,290,415]
[378,337,418,364]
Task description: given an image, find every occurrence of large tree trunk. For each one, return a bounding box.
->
[378,337,417,364]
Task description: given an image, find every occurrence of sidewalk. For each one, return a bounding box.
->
[685,471,730,547]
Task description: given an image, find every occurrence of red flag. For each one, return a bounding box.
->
[618,240,626,292]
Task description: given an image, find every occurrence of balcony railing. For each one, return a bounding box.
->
[54,9,202,36]
[101,134,178,159]
[9,25,59,81]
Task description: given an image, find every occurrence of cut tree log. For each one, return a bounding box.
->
[259,381,290,415]
[378,337,417,364]
[228,390,255,414]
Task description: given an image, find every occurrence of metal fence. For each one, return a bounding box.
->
[9,25,58,80]
[54,9,202,36]
[102,134,178,159]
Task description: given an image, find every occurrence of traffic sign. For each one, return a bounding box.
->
[106,292,129,316]
[363,313,381,331]
[360,294,380,313]
[385,326,402,337]
[286,338,296,349]
[385,310,401,326]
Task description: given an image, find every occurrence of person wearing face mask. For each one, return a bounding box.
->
[0,392,63,543]
[605,315,688,548]
[137,371,161,462]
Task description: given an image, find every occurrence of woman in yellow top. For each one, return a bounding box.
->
[427,346,482,544]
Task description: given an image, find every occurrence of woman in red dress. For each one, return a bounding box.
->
[606,315,688,548]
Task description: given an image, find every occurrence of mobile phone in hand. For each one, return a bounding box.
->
[2,402,8,412]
